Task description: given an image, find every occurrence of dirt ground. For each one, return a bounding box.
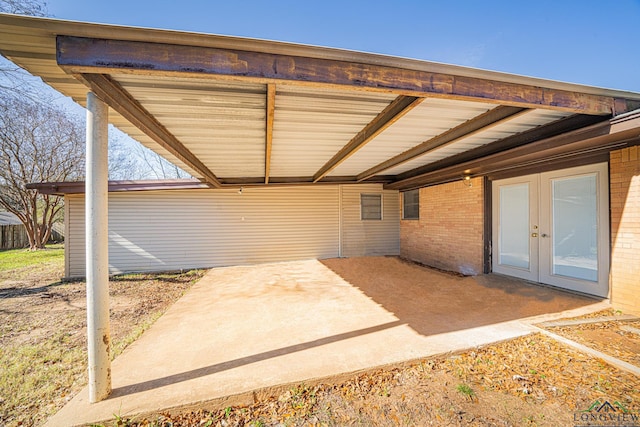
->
[2,257,640,427]
[0,259,205,427]
[540,309,640,367]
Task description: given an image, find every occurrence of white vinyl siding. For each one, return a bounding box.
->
[341,185,400,257]
[66,184,400,277]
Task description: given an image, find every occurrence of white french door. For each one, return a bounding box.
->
[492,163,609,298]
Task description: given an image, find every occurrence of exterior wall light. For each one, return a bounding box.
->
[463,175,473,187]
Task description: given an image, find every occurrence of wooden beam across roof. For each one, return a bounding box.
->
[393,113,608,183]
[386,115,640,190]
[356,105,529,181]
[56,36,626,115]
[313,95,423,182]
[264,83,276,184]
[78,73,222,188]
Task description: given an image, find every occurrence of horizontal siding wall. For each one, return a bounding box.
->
[341,184,400,257]
[66,184,401,277]
[67,186,340,277]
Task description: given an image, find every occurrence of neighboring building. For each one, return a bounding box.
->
[3,14,640,315]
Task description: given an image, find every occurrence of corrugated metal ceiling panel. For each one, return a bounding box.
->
[270,85,397,177]
[383,109,573,175]
[115,75,267,178]
[329,98,496,176]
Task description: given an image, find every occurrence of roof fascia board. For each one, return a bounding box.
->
[1,14,639,101]
[26,179,210,195]
[56,35,624,115]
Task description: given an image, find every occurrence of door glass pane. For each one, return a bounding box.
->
[499,183,530,269]
[552,174,597,281]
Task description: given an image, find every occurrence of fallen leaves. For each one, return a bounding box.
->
[116,332,640,426]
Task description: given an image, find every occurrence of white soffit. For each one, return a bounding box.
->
[383,109,573,175]
[329,98,496,176]
[115,75,267,178]
[270,85,397,177]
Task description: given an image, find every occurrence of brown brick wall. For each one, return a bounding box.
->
[400,177,484,275]
[610,147,640,315]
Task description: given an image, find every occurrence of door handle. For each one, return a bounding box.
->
[541,233,549,238]
[531,233,538,237]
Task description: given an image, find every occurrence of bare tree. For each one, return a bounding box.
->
[0,94,84,249]
[0,0,49,96]
[0,0,47,16]
[134,143,190,179]
[108,130,144,180]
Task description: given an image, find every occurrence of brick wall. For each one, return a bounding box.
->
[610,146,640,315]
[400,177,484,275]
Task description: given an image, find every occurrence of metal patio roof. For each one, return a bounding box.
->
[2,13,640,190]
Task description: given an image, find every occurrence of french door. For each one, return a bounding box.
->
[492,163,609,297]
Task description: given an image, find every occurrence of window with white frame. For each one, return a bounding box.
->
[360,194,382,220]
[402,189,419,220]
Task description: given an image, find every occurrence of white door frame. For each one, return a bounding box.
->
[538,163,609,297]
[492,163,610,298]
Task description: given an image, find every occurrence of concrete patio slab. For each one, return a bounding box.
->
[46,257,606,426]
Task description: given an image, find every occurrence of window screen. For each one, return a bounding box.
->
[361,194,382,220]
[403,189,419,220]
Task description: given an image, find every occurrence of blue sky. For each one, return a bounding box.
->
[46,0,640,93]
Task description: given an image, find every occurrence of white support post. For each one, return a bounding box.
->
[85,92,111,402]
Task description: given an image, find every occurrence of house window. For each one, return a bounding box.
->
[361,194,382,220]
[402,189,419,220]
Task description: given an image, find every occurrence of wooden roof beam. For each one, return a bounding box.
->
[393,113,609,183]
[313,95,423,183]
[386,115,639,190]
[56,36,627,115]
[357,105,529,181]
[265,83,276,184]
[78,73,222,188]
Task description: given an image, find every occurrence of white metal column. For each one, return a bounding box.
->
[85,92,111,402]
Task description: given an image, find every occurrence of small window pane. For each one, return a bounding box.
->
[361,194,382,220]
[403,189,419,220]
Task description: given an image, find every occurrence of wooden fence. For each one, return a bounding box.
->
[0,222,65,250]
[0,224,29,250]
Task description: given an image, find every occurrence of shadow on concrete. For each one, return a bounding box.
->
[102,257,599,400]
[108,320,403,398]
[321,256,601,337]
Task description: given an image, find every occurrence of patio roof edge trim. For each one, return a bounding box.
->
[2,13,640,101]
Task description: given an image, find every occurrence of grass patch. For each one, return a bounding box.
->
[0,244,64,272]
[456,383,476,401]
[0,332,86,426]
[1,264,205,426]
